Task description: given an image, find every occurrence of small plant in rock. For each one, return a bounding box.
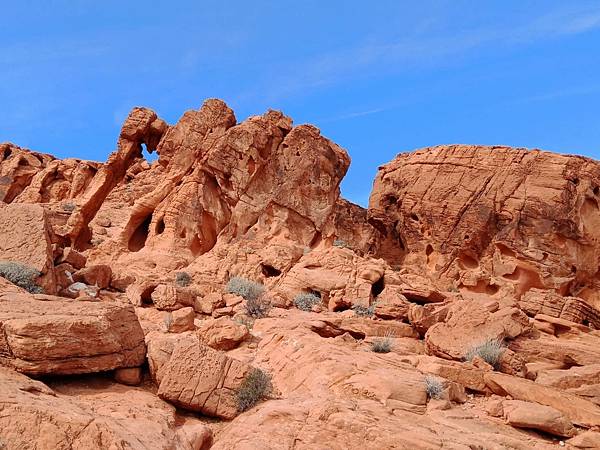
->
[62,201,76,212]
[353,303,376,317]
[175,271,192,287]
[0,261,44,294]
[371,330,394,353]
[294,292,321,311]
[333,239,348,248]
[371,336,392,353]
[464,338,505,369]
[245,294,272,319]
[234,315,255,330]
[237,368,272,412]
[424,375,444,400]
[163,312,173,332]
[226,276,265,301]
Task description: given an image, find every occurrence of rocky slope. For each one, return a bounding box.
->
[1,100,600,449]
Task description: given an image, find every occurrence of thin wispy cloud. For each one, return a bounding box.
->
[254,4,600,104]
[318,108,387,123]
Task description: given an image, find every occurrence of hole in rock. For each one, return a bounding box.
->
[18,158,29,167]
[570,177,580,185]
[261,263,281,278]
[458,253,479,269]
[309,232,322,249]
[140,285,157,305]
[410,213,419,221]
[128,215,152,252]
[371,277,385,298]
[141,143,158,162]
[155,217,165,235]
[384,195,398,207]
[3,148,12,159]
[425,244,434,256]
[180,229,187,238]
[190,211,218,256]
[571,265,577,273]
[464,234,470,240]
[594,186,600,196]
[247,158,256,176]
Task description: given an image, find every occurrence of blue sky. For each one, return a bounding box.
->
[2,1,600,206]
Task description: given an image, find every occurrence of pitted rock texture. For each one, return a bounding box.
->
[368,145,600,307]
[2,101,600,448]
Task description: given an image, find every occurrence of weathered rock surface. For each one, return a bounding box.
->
[3,103,600,448]
[0,291,145,375]
[0,367,212,450]
[369,145,600,309]
[502,400,576,437]
[147,331,251,419]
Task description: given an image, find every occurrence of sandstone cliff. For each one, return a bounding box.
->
[0,101,599,449]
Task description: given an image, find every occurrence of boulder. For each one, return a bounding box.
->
[166,307,195,333]
[502,400,576,437]
[0,291,145,375]
[485,372,600,427]
[151,284,195,311]
[73,264,112,289]
[57,247,87,270]
[197,316,249,350]
[147,332,253,419]
[0,366,211,450]
[0,203,56,293]
[425,299,531,363]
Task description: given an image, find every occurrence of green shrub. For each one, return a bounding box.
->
[424,375,444,399]
[175,271,192,287]
[465,338,505,369]
[353,303,375,317]
[226,276,265,301]
[293,292,321,311]
[0,261,44,294]
[237,368,272,412]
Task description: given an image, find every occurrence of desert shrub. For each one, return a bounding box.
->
[333,239,348,248]
[175,271,192,287]
[424,375,444,399]
[226,276,265,301]
[0,261,44,294]
[245,295,272,319]
[294,292,321,311]
[62,201,76,212]
[163,312,173,332]
[464,338,505,368]
[237,368,272,412]
[371,336,392,353]
[234,315,255,330]
[353,303,375,317]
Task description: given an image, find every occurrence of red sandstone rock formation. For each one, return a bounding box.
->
[1,101,600,448]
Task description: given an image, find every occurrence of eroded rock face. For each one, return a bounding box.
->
[0,367,212,450]
[369,145,600,307]
[147,331,252,419]
[3,101,600,448]
[0,292,145,375]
